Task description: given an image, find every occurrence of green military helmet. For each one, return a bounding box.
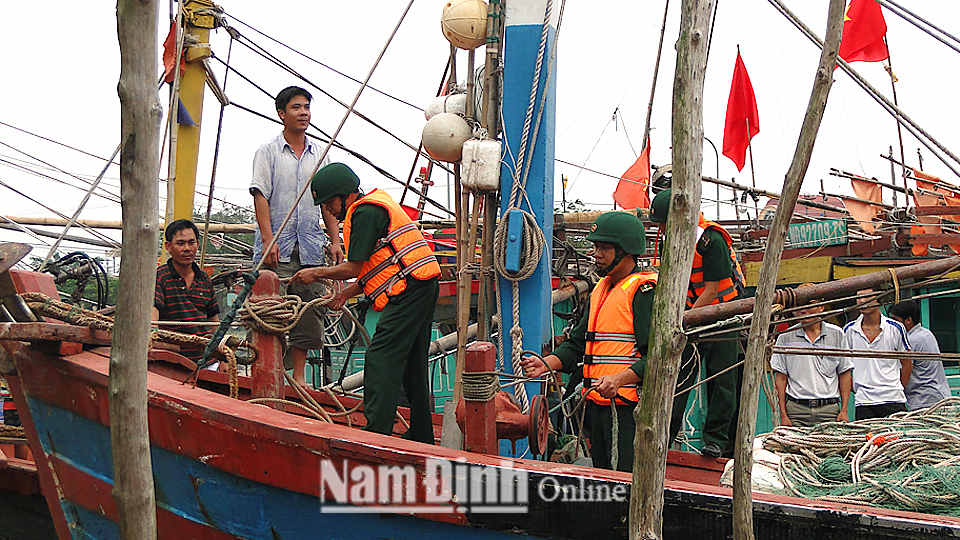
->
[310,163,360,205]
[586,212,646,255]
[649,188,671,223]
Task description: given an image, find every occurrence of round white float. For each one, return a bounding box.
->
[422,113,472,162]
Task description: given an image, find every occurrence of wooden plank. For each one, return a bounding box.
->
[910,234,960,243]
[739,236,893,262]
[914,206,960,216]
[742,256,832,287]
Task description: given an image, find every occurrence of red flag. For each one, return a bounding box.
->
[838,0,889,64]
[613,140,651,209]
[722,50,760,172]
[163,22,185,83]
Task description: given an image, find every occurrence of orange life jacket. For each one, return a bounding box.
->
[343,189,441,312]
[583,271,657,405]
[687,215,744,308]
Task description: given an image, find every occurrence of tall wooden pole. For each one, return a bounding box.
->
[113,0,162,538]
[631,0,712,537]
[478,0,503,342]
[732,2,844,539]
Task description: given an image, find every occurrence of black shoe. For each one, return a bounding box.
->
[701,442,722,458]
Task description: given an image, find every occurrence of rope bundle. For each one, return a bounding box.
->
[764,397,960,515]
[0,425,25,439]
[21,292,252,398]
[21,292,253,355]
[462,371,500,401]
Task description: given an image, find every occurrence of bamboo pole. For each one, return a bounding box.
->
[0,216,252,233]
[113,0,161,538]
[685,254,960,328]
[478,0,502,341]
[632,1,712,538]
[732,3,845,539]
[452,166,468,404]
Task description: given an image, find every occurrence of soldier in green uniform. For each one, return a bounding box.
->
[650,189,743,458]
[292,163,441,444]
[522,212,657,471]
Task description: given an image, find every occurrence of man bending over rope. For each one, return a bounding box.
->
[291,163,440,444]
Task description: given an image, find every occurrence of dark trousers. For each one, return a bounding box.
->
[587,401,637,472]
[855,402,906,421]
[670,337,742,449]
[361,277,439,444]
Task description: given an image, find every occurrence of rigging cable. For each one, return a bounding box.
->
[0,178,120,248]
[876,0,960,55]
[0,142,122,204]
[766,0,960,178]
[209,57,454,217]
[223,26,435,163]
[199,30,235,268]
[224,12,425,112]
[38,143,122,273]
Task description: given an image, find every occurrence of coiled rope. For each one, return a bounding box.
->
[0,425,25,439]
[763,397,960,515]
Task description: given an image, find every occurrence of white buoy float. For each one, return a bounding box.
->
[424,93,468,120]
[440,0,489,50]
[422,113,472,163]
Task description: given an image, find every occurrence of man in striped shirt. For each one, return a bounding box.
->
[153,219,220,363]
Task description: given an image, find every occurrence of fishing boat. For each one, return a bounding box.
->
[7,256,960,539]
[6,0,960,538]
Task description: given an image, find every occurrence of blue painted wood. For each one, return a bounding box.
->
[498,1,557,458]
[26,397,543,540]
[505,209,525,274]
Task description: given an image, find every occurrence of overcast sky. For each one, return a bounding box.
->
[1,0,958,261]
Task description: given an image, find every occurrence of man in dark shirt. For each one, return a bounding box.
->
[292,163,441,444]
[153,219,220,363]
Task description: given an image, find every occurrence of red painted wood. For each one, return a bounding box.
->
[0,456,42,496]
[739,236,894,262]
[664,450,725,485]
[462,342,497,454]
[2,367,74,540]
[250,271,284,409]
[10,269,60,299]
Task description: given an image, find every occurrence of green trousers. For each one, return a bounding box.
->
[670,336,742,448]
[587,401,637,472]
[361,277,439,444]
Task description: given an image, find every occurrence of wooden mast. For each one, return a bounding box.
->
[631,0,712,537]
[732,1,845,538]
[166,0,218,223]
[113,0,162,537]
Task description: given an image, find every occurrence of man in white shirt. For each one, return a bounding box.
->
[250,86,344,386]
[889,300,951,411]
[771,285,853,427]
[843,289,913,420]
